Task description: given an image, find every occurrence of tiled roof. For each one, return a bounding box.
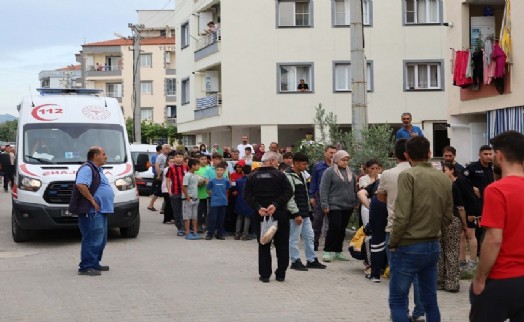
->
[83,37,175,47]
[56,65,81,71]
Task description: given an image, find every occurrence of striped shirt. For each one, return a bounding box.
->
[166,164,187,195]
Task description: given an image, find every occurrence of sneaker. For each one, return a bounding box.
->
[290,259,309,271]
[205,235,213,240]
[78,268,101,276]
[370,276,381,283]
[216,235,225,240]
[192,233,202,240]
[322,252,333,262]
[234,233,241,240]
[185,233,197,240]
[241,234,253,241]
[177,229,185,237]
[333,252,349,261]
[97,265,110,272]
[410,315,425,322]
[259,276,270,283]
[306,258,327,269]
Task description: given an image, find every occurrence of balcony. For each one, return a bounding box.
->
[166,93,176,102]
[194,30,221,61]
[85,65,122,78]
[195,93,221,120]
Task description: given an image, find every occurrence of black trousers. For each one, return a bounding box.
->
[3,168,13,190]
[470,276,524,322]
[255,212,290,279]
[324,209,352,253]
[312,193,325,249]
[198,198,208,227]
[162,193,174,223]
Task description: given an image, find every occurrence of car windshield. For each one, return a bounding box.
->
[23,123,127,164]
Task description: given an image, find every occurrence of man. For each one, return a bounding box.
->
[147,145,162,211]
[395,112,424,140]
[309,145,337,251]
[297,79,309,92]
[463,145,494,257]
[237,135,253,159]
[441,146,465,173]
[1,145,14,192]
[148,144,170,211]
[470,131,524,322]
[388,137,453,322]
[285,152,326,271]
[243,151,293,283]
[282,152,293,168]
[69,147,114,276]
[377,139,425,321]
[2,144,15,192]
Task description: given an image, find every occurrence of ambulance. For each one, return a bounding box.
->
[11,88,142,242]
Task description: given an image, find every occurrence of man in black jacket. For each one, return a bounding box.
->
[244,151,293,283]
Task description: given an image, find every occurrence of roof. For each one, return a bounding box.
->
[56,65,81,71]
[83,36,175,47]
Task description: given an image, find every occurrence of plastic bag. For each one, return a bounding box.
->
[260,216,278,245]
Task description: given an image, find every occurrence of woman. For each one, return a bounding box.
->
[199,144,210,156]
[358,159,382,226]
[438,162,469,292]
[319,150,357,262]
[254,143,265,161]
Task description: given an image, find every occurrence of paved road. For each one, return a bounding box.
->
[0,191,472,321]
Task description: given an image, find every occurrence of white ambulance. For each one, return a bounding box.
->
[12,88,142,242]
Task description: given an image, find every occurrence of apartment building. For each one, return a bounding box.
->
[77,10,177,125]
[174,0,450,154]
[447,0,518,164]
[39,65,81,89]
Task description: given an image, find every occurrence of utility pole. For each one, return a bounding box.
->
[129,23,144,144]
[350,0,367,142]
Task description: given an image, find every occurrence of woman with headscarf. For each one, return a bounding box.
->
[319,150,358,262]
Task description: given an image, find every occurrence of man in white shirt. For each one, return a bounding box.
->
[237,135,253,159]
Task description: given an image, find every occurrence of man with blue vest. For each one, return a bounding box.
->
[69,146,115,276]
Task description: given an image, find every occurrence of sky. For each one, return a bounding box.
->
[0,0,175,116]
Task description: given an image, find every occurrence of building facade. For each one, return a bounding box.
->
[447,0,518,164]
[174,0,450,153]
[77,10,177,125]
[39,65,82,89]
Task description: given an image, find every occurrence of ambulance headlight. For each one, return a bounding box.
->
[19,175,42,192]
[115,175,135,191]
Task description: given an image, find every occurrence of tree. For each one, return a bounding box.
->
[305,104,395,170]
[0,120,18,142]
[125,118,179,144]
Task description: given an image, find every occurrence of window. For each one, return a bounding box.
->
[140,54,152,68]
[333,0,372,26]
[166,105,176,118]
[404,61,443,90]
[181,22,190,48]
[165,79,176,96]
[404,0,441,24]
[277,63,313,93]
[181,78,190,104]
[141,108,153,122]
[141,81,152,95]
[106,83,122,98]
[277,0,312,27]
[333,61,373,92]
[105,56,121,71]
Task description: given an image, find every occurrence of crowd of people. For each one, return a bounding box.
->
[142,115,522,321]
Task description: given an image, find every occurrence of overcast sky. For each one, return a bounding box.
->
[0,0,175,116]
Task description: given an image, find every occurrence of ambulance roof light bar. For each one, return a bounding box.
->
[36,88,103,96]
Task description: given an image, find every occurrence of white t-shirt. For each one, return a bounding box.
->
[376,162,411,232]
[237,143,253,159]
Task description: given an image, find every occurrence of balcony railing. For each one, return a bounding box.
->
[195,29,221,52]
[196,93,221,109]
[88,65,121,72]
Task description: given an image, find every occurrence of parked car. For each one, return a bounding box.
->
[130,144,158,195]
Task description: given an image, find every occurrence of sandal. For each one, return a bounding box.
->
[147,207,157,211]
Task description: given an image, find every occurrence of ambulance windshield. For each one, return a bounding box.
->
[23,123,127,164]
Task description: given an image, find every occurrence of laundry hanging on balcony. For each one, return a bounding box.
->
[499,0,511,62]
[452,50,473,88]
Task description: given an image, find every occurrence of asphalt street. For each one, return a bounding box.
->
[0,191,472,321]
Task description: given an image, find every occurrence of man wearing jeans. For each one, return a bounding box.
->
[285,152,326,271]
[378,139,425,321]
[388,137,453,322]
[69,147,115,276]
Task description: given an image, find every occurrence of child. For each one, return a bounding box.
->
[166,151,187,236]
[195,154,210,233]
[233,165,254,240]
[161,156,175,224]
[206,163,230,240]
[182,158,201,240]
